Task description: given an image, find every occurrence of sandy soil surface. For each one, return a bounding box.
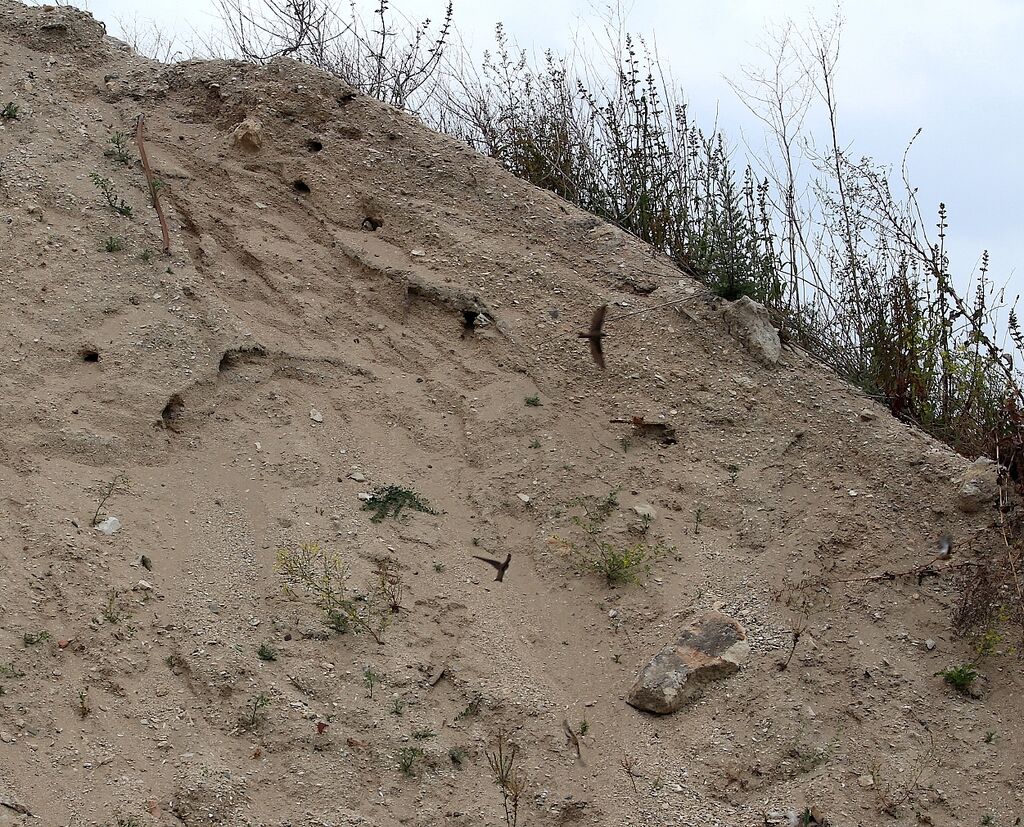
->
[0,3,1020,825]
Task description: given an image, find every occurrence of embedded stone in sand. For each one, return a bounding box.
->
[627,611,750,714]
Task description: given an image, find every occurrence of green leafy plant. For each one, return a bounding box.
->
[577,718,589,737]
[432,561,445,572]
[276,542,385,643]
[557,536,667,586]
[361,485,437,523]
[0,102,18,120]
[103,236,123,253]
[23,631,51,646]
[89,173,133,217]
[397,746,424,777]
[363,666,382,697]
[390,697,405,715]
[248,693,271,726]
[412,726,437,740]
[139,249,153,263]
[524,394,542,407]
[937,663,979,695]
[257,643,277,661]
[104,131,133,165]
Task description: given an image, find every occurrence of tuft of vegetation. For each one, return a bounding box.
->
[247,693,271,727]
[449,745,468,767]
[361,485,437,523]
[90,473,129,527]
[374,558,405,613]
[411,726,437,740]
[456,695,482,721]
[556,536,667,586]
[620,753,642,795]
[486,731,525,827]
[23,631,51,646]
[571,488,620,535]
[276,542,386,643]
[139,249,153,263]
[1,102,18,120]
[0,662,23,678]
[524,394,542,407]
[397,746,424,777]
[104,131,133,165]
[101,589,124,624]
[89,173,133,217]
[77,688,90,718]
[256,643,277,662]
[103,236,123,253]
[390,697,405,715]
[363,666,382,698]
[937,663,979,695]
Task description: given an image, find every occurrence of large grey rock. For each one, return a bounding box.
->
[627,611,749,714]
[722,296,781,365]
[957,457,1000,513]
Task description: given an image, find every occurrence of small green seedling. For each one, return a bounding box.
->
[89,173,133,217]
[257,643,277,662]
[524,394,542,407]
[248,693,270,726]
[77,688,90,718]
[23,631,51,646]
[104,131,133,165]
[412,726,437,740]
[103,236,123,253]
[1,102,19,120]
[363,667,382,697]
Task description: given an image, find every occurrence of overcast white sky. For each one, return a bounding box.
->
[76,0,1023,305]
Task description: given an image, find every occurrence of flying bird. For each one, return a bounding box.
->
[472,552,512,582]
[578,304,608,369]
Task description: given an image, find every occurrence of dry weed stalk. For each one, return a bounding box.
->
[620,753,642,795]
[869,729,935,817]
[486,731,525,827]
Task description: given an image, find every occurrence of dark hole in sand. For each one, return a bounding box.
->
[160,394,184,430]
[293,179,311,194]
[79,347,100,363]
[306,139,323,152]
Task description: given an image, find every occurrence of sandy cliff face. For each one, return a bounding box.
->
[0,2,1019,825]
